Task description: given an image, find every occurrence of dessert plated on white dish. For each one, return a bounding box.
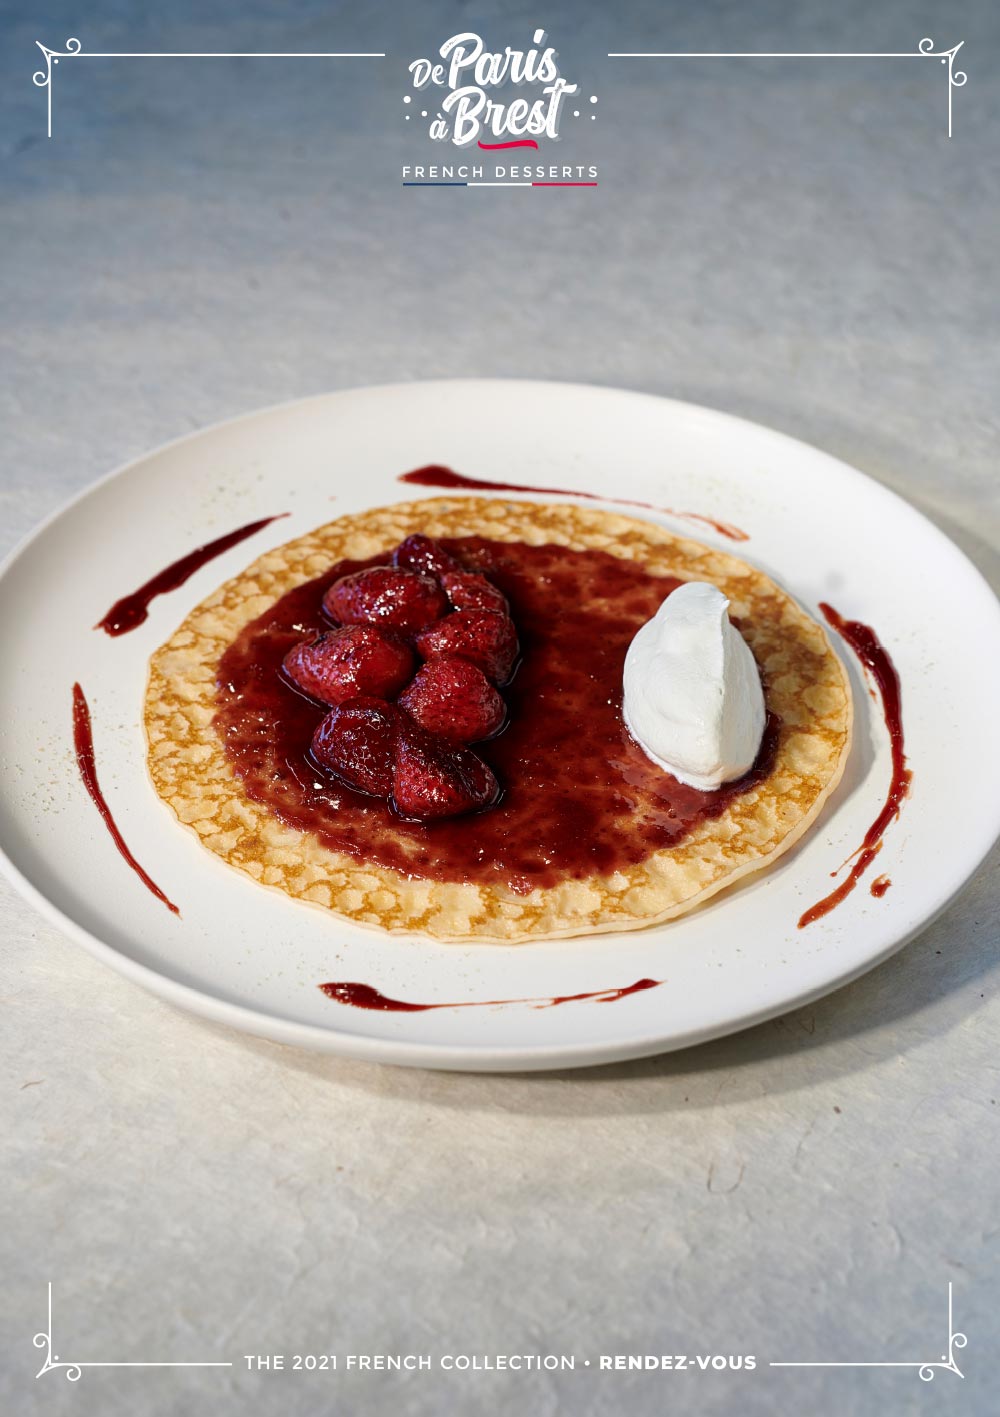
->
[0,380,998,1070]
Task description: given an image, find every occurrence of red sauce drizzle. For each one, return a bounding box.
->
[399,465,749,542]
[72,683,180,914]
[319,977,661,1011]
[96,514,287,636]
[214,538,779,894]
[798,604,911,928]
[870,875,892,898]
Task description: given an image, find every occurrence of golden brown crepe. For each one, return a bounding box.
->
[145,498,852,941]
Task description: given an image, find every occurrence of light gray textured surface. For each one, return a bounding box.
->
[2,1,998,1413]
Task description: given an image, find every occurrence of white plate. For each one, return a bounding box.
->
[2,381,998,1071]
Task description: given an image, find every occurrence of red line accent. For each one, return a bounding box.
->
[532,182,598,187]
[797,604,911,929]
[319,978,661,1012]
[72,683,180,915]
[398,465,749,541]
[478,139,539,150]
[95,513,288,636]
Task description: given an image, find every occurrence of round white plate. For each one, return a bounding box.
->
[2,381,998,1071]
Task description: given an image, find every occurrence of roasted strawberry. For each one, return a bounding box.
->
[283,626,413,706]
[440,569,508,614]
[323,566,447,633]
[399,656,505,744]
[414,610,518,684]
[391,534,457,578]
[311,697,398,797]
[391,724,499,820]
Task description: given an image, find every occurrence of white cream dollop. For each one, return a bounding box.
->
[623,581,765,791]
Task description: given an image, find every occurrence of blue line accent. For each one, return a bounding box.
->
[402,181,468,186]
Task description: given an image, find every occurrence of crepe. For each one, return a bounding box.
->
[145,497,852,941]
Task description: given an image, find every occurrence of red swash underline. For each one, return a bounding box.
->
[477,138,539,150]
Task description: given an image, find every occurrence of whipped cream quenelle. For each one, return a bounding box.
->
[623,581,766,791]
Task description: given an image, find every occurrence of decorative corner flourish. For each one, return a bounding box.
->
[917,1281,967,1382]
[32,39,386,139]
[32,37,81,139]
[770,1282,967,1382]
[608,35,968,138]
[33,1282,82,1381]
[918,37,967,137]
[33,1282,232,1381]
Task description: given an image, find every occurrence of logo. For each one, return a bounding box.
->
[401,30,598,188]
[407,29,578,146]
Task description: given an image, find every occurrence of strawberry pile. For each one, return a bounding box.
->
[281,535,518,821]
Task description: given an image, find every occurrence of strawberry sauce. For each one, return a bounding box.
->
[399,465,749,542]
[214,538,777,893]
[72,683,180,914]
[797,604,910,928]
[319,978,661,1010]
[96,514,287,636]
